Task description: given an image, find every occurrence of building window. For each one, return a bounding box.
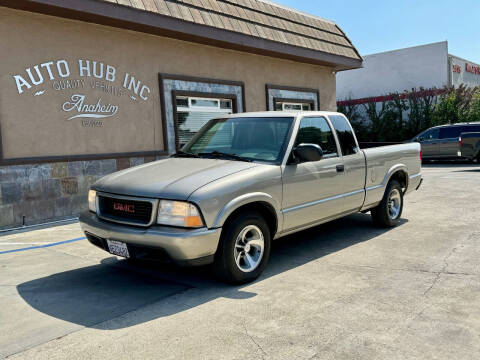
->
[174,94,235,147]
[159,74,245,154]
[274,100,313,111]
[266,84,319,111]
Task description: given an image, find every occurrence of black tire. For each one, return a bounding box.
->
[214,212,271,284]
[371,180,404,228]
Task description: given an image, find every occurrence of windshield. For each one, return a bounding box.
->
[181,117,294,164]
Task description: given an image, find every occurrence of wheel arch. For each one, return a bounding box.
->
[389,169,408,191]
[212,193,281,237]
[383,164,409,193]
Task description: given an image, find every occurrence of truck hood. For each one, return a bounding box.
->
[92,157,259,200]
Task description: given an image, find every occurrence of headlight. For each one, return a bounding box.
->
[88,190,97,213]
[157,200,204,228]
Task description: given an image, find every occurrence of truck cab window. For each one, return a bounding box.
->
[295,117,337,157]
[329,115,360,156]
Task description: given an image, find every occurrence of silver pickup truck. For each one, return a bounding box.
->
[80,111,422,283]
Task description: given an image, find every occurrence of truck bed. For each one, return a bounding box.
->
[361,142,422,209]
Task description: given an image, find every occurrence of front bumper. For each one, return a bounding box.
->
[79,211,221,265]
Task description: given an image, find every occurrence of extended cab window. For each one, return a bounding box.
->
[295,117,338,157]
[329,115,360,156]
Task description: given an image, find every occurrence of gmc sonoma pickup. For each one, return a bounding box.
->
[80,111,422,283]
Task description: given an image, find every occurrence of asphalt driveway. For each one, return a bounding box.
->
[1,163,479,359]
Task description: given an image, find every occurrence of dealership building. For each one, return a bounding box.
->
[0,0,361,229]
[337,41,480,104]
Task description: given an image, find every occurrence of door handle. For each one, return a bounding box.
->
[336,165,345,173]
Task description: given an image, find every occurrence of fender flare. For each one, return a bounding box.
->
[381,164,409,192]
[212,192,282,230]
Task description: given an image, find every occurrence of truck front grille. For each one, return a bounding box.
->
[98,194,155,226]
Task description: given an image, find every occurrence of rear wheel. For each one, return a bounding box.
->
[214,212,271,284]
[371,180,403,227]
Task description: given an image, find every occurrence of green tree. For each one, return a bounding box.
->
[433,85,478,125]
[337,101,371,141]
[338,86,479,143]
[405,88,438,139]
[466,89,480,122]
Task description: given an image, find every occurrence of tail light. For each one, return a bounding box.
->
[459,136,462,148]
[419,149,422,161]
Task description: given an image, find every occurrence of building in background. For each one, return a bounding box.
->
[337,41,480,105]
[0,0,361,229]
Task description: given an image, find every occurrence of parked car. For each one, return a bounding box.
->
[80,111,422,283]
[412,122,480,161]
[459,132,480,161]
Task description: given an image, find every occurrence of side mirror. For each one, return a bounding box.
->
[417,137,424,142]
[292,143,323,163]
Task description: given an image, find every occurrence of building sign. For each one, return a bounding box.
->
[11,59,151,128]
[62,94,118,126]
[450,55,480,88]
[0,10,169,162]
[465,62,480,75]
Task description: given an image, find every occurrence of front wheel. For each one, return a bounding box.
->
[214,212,271,284]
[371,180,404,227]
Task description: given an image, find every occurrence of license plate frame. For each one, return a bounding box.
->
[106,239,130,258]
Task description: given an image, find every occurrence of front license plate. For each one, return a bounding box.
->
[106,239,130,258]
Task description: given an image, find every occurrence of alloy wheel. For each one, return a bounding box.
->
[233,225,265,273]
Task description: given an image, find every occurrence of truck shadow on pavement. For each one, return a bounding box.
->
[17,213,406,330]
[422,160,477,167]
[452,168,480,172]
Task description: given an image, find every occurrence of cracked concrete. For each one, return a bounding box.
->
[242,320,268,359]
[0,163,479,359]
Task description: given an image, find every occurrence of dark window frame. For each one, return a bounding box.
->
[171,90,239,151]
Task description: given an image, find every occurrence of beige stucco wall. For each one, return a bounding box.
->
[0,6,336,160]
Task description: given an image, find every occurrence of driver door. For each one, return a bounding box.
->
[281,116,345,231]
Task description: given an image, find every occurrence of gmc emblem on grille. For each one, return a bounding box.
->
[113,202,135,213]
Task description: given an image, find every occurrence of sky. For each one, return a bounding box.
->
[274,0,480,64]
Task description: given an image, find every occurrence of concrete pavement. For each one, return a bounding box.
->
[1,163,479,359]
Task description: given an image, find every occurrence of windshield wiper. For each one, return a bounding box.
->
[198,151,252,162]
[171,150,199,158]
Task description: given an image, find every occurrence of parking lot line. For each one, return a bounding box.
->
[0,236,86,255]
[0,243,60,245]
